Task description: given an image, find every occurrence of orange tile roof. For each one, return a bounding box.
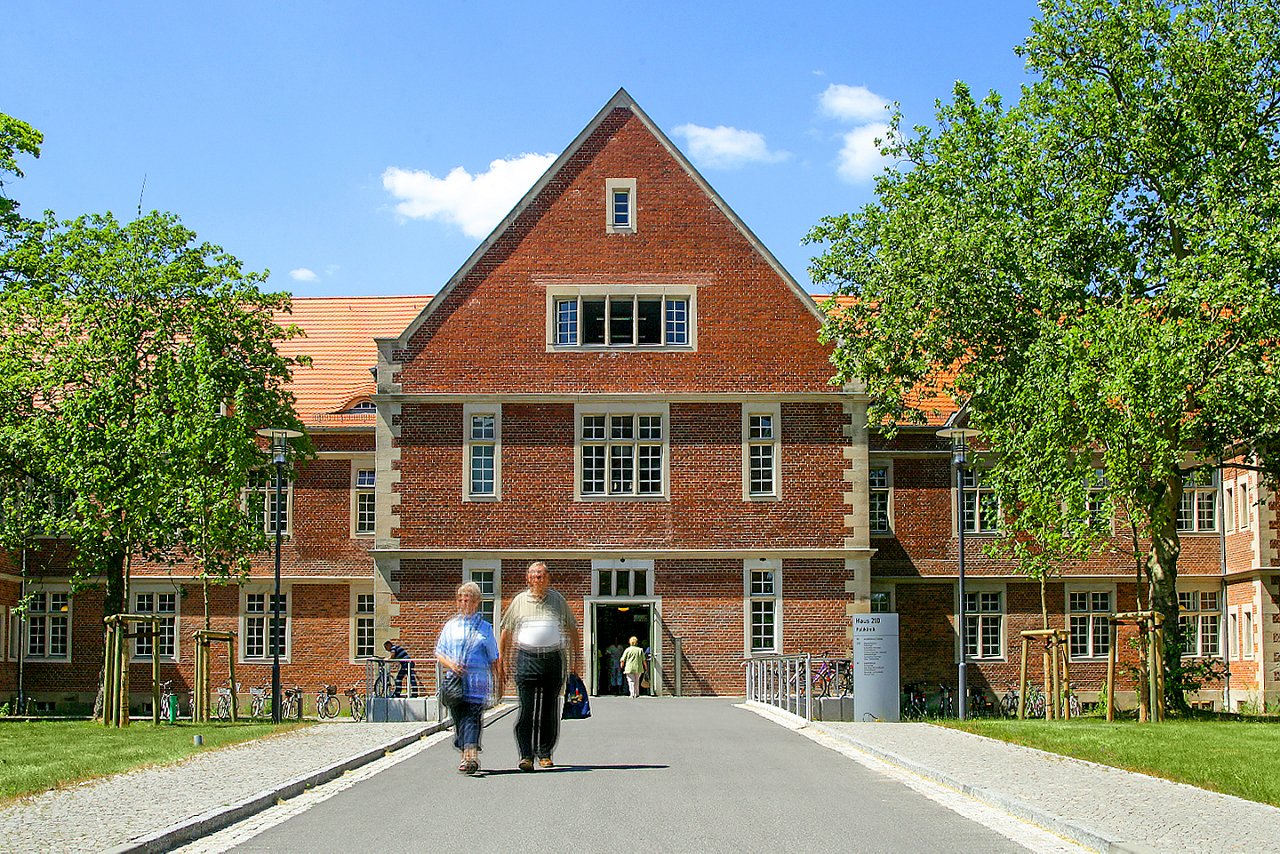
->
[275,296,431,426]
[278,293,958,428]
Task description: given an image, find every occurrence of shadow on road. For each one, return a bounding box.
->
[475,763,669,777]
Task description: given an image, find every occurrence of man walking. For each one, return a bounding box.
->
[384,639,418,697]
[499,561,579,771]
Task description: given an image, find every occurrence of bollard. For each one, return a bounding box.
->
[168,693,179,724]
[193,734,204,746]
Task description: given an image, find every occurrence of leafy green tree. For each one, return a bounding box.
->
[0,112,41,223]
[808,0,1280,709]
[0,208,310,629]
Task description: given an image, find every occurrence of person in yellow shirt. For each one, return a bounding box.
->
[620,636,647,698]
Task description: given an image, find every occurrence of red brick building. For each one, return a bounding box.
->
[4,90,1277,713]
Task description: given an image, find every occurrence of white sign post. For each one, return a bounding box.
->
[853,613,900,722]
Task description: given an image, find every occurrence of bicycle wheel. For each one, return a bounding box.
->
[350,695,365,722]
[215,695,231,721]
[321,695,340,719]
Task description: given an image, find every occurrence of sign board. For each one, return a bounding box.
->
[853,613,900,722]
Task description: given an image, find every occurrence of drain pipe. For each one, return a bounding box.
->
[17,546,26,713]
[1219,458,1231,713]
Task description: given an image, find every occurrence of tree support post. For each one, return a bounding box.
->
[1018,635,1029,720]
[1106,618,1117,722]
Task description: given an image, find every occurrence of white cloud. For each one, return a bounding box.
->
[836,123,891,183]
[289,268,318,282]
[673,124,789,169]
[819,84,889,123]
[382,152,556,239]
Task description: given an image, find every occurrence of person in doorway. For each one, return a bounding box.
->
[436,581,500,775]
[605,641,625,695]
[621,636,647,698]
[384,639,418,697]
[499,561,580,771]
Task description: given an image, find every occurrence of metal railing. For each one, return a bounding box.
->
[745,653,812,720]
[364,656,447,722]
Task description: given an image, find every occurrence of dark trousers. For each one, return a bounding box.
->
[514,649,563,760]
[450,700,484,751]
[394,661,418,697]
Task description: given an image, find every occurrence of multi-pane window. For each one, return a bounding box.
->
[354,593,375,659]
[469,415,496,496]
[869,465,891,534]
[611,188,631,228]
[468,568,498,626]
[747,413,778,497]
[1178,590,1220,657]
[244,592,288,659]
[870,590,893,613]
[1177,470,1217,532]
[749,569,779,653]
[355,468,376,535]
[963,591,1003,659]
[26,591,70,660]
[1068,591,1111,659]
[554,295,692,347]
[1086,468,1110,531]
[134,592,177,659]
[597,568,649,597]
[247,470,289,535]
[581,413,664,497]
[960,469,999,534]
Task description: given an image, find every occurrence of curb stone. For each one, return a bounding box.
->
[107,704,515,854]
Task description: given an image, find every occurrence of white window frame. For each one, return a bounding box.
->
[1177,585,1221,658]
[23,585,72,663]
[869,460,894,536]
[245,468,293,536]
[961,584,1005,661]
[1241,606,1255,660]
[131,587,180,662]
[605,177,637,233]
[464,559,502,628]
[5,606,17,661]
[350,585,376,663]
[593,559,653,598]
[744,560,782,656]
[1085,467,1113,533]
[350,457,377,537]
[1238,476,1251,531]
[958,468,1000,535]
[239,585,292,663]
[1065,584,1115,661]
[742,403,781,501]
[546,285,697,351]
[1225,483,1236,533]
[574,402,670,501]
[1176,469,1218,534]
[462,404,502,501]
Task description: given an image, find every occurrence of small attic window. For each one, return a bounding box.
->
[346,400,376,414]
[605,178,636,233]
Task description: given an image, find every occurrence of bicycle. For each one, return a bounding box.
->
[345,687,366,722]
[1025,683,1046,718]
[902,682,928,719]
[371,657,391,698]
[967,686,992,718]
[280,686,304,720]
[315,684,341,719]
[214,682,240,721]
[159,680,178,721]
[811,652,838,698]
[999,684,1020,717]
[936,683,955,718]
[1064,684,1082,718]
[249,684,270,719]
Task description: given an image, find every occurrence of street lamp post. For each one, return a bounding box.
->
[938,426,982,721]
[257,427,302,724]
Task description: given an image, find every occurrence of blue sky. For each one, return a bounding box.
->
[3,1,1041,298]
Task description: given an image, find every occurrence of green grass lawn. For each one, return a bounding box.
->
[945,717,1280,806]
[0,720,308,802]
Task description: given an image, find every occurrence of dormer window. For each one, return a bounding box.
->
[550,290,694,349]
[346,399,376,414]
[605,178,636,233]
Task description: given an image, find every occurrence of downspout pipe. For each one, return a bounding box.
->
[17,547,26,713]
[1219,458,1231,713]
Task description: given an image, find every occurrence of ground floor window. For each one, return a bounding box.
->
[353,591,375,659]
[747,563,780,654]
[243,590,289,660]
[1178,590,1220,657]
[25,590,70,661]
[464,560,501,627]
[963,590,1003,660]
[133,590,178,660]
[1068,590,1111,660]
[870,589,893,613]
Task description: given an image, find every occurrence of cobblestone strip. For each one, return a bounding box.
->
[0,709,508,853]
[812,719,1280,854]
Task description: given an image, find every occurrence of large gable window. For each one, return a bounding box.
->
[548,287,695,350]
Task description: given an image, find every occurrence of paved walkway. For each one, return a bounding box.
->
[810,718,1280,853]
[0,721,435,851]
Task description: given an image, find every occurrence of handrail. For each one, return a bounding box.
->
[743,653,812,720]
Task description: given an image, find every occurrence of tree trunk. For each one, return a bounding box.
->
[202,576,211,630]
[1146,475,1186,713]
[101,549,127,618]
[1039,575,1049,630]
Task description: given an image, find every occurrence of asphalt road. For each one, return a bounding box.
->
[228,697,1025,852]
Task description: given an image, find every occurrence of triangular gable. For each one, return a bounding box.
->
[378,88,824,358]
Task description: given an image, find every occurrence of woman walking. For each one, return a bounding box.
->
[435,582,500,774]
[621,636,647,698]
